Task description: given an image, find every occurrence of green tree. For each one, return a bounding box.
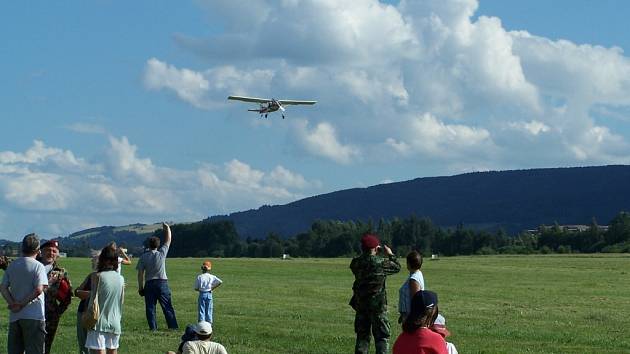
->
[606,212,630,245]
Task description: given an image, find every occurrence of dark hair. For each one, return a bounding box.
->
[22,233,40,255]
[148,236,160,250]
[197,333,212,341]
[402,292,439,333]
[406,251,423,270]
[97,243,118,272]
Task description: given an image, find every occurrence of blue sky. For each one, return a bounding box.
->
[2,0,630,240]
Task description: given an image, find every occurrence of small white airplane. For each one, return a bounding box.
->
[227,95,317,119]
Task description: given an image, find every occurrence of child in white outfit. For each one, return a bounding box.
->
[195,260,223,323]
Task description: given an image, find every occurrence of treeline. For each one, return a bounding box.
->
[159,211,630,258]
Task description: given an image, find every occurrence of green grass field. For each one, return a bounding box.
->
[1,255,629,353]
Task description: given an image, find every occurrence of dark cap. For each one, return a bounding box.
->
[41,239,59,249]
[410,290,438,316]
[360,234,380,250]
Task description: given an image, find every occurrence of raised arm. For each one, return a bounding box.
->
[119,248,131,265]
[381,245,401,275]
[162,222,172,247]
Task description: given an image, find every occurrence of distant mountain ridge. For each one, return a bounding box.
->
[208,165,630,238]
[35,165,630,249]
[62,223,162,249]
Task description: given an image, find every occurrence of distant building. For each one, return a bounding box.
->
[526,224,609,235]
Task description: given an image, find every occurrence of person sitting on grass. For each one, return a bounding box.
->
[393,290,447,354]
[166,321,227,354]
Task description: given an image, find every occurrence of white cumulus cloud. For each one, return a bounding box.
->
[508,120,550,136]
[387,113,493,158]
[0,138,318,238]
[292,119,360,164]
[141,0,630,172]
[144,58,210,109]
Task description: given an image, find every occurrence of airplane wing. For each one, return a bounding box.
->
[277,99,317,105]
[227,95,271,104]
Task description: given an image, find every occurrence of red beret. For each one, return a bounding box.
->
[41,239,59,249]
[361,234,380,250]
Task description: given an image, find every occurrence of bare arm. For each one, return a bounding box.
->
[409,278,421,301]
[75,289,90,301]
[2,284,46,313]
[74,274,92,301]
[0,284,15,305]
[119,249,131,265]
[163,222,172,247]
[211,282,222,291]
[137,269,145,292]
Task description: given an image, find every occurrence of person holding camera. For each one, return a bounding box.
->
[349,233,401,354]
[116,246,131,275]
[38,239,72,354]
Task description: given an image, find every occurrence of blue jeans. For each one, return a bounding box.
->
[197,291,213,323]
[144,279,178,330]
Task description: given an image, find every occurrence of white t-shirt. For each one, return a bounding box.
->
[117,257,123,274]
[182,340,227,354]
[447,342,459,354]
[1,257,48,322]
[195,273,222,292]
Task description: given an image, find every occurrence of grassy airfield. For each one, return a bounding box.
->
[1,255,629,353]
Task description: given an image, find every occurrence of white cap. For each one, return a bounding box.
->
[193,321,213,335]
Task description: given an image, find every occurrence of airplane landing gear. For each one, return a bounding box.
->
[282,114,285,119]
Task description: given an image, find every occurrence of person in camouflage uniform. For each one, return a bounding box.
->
[350,233,401,354]
[37,240,72,354]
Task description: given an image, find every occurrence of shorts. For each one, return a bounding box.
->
[85,330,120,350]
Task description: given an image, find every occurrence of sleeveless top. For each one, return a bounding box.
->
[398,270,425,315]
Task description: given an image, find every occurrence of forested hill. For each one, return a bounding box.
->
[208,165,630,239]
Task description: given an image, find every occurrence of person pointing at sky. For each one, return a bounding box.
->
[137,222,179,331]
